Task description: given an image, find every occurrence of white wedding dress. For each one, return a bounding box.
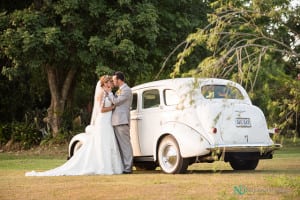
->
[25,82,123,176]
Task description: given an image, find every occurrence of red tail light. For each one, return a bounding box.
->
[211,127,217,134]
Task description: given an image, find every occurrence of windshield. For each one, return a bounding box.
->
[201,85,244,100]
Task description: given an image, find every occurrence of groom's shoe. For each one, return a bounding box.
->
[123,171,132,174]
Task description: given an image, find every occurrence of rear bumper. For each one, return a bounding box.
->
[207,143,282,153]
[206,143,282,161]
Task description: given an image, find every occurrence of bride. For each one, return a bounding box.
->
[25,75,123,176]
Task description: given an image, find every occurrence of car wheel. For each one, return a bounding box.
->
[229,159,259,170]
[135,162,157,170]
[158,135,189,174]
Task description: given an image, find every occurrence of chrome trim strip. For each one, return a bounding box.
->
[207,144,282,152]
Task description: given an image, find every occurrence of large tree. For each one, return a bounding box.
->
[0,0,209,137]
[172,0,300,135]
[88,0,210,84]
[1,1,93,137]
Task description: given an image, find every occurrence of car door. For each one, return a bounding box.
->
[130,92,142,156]
[138,88,162,155]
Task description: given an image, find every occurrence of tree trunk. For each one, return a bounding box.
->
[44,64,77,138]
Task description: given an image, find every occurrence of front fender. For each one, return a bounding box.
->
[154,122,211,160]
[68,125,96,157]
[68,132,89,158]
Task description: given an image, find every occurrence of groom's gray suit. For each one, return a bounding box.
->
[109,83,133,173]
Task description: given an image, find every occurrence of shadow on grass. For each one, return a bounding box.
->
[133,169,300,175]
[187,169,300,174]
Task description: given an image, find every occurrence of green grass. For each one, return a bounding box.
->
[0,139,299,200]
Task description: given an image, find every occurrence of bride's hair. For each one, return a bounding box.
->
[99,75,112,87]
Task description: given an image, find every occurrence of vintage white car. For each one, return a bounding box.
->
[68,78,281,174]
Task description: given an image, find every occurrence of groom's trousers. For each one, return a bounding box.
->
[113,124,133,172]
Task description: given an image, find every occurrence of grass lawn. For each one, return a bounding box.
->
[0,140,299,200]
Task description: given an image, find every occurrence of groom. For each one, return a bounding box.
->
[108,71,133,174]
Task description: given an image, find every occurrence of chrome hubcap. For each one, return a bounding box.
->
[161,145,178,171]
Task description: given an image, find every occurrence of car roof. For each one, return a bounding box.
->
[131,77,252,104]
[131,77,237,91]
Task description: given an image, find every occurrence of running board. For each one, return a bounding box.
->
[133,156,154,162]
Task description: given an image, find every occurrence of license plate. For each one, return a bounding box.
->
[235,118,251,127]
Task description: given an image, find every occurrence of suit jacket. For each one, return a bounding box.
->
[109,83,133,126]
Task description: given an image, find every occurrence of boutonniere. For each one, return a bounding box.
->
[116,89,122,95]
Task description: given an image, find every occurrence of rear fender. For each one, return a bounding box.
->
[153,122,211,160]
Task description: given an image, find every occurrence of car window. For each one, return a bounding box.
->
[143,89,160,109]
[201,85,244,99]
[131,93,138,110]
[164,89,179,106]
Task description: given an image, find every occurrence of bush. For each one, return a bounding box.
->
[0,122,43,150]
[0,109,46,150]
[0,124,11,146]
[6,122,43,150]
